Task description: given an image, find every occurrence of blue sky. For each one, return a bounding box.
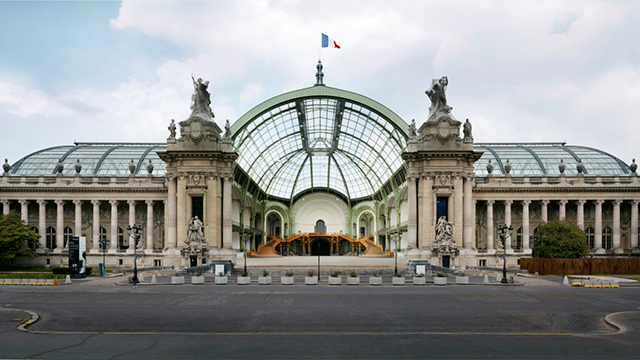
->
[1,0,639,170]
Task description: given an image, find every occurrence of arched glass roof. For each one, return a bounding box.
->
[231,85,409,201]
[474,143,630,177]
[9,143,167,177]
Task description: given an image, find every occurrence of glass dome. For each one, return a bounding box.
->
[9,143,167,177]
[474,143,630,177]
[231,85,409,201]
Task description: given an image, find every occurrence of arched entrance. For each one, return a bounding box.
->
[310,238,331,256]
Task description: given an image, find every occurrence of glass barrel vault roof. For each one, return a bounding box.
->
[231,85,409,201]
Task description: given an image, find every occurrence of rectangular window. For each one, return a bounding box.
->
[191,196,204,223]
[479,259,486,267]
[46,258,51,265]
[154,259,161,267]
[436,197,448,221]
[201,258,207,265]
[118,259,123,266]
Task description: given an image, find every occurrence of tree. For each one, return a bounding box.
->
[0,211,40,263]
[532,220,589,259]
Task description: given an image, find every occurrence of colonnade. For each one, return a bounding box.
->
[1,198,158,251]
[481,198,640,254]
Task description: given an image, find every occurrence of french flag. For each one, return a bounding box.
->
[321,33,340,49]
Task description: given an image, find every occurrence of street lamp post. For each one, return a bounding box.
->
[391,230,401,276]
[498,224,512,284]
[529,235,541,258]
[99,237,110,277]
[127,224,142,283]
[242,229,250,274]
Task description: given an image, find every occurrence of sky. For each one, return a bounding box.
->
[1,0,639,169]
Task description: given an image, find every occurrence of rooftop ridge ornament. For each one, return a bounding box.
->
[315,60,324,86]
[426,76,453,121]
[190,75,215,120]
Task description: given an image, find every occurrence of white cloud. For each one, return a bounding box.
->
[240,82,265,105]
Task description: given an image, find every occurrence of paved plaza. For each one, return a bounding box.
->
[1,269,639,359]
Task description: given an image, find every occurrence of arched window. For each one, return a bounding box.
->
[63,227,73,248]
[602,227,612,250]
[315,220,325,233]
[46,227,56,249]
[515,227,523,250]
[118,227,127,249]
[30,227,38,249]
[99,227,108,249]
[586,227,595,249]
[533,227,539,234]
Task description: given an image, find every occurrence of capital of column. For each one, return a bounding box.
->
[632,199,640,206]
[127,199,136,206]
[486,199,495,206]
[207,172,219,180]
[73,199,82,206]
[541,200,550,206]
[595,199,605,205]
[36,199,46,206]
[559,199,569,205]
[221,172,233,182]
[145,199,154,206]
[577,199,587,205]
[18,199,28,206]
[1,199,9,206]
[91,200,100,206]
[614,199,623,205]
[406,172,419,181]
[54,200,64,207]
[421,172,431,180]
[109,199,118,206]
[504,199,513,205]
[522,199,531,206]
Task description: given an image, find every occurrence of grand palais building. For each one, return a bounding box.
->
[2,63,639,270]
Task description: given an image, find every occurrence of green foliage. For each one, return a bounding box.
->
[330,270,341,277]
[533,220,589,259]
[349,269,358,277]
[0,211,40,262]
[262,269,269,277]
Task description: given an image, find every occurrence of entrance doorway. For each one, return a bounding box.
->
[189,255,197,268]
[310,239,331,256]
[442,255,450,268]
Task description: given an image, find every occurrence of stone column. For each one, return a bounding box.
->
[205,173,219,249]
[109,200,118,250]
[463,175,473,250]
[613,199,623,254]
[73,200,82,239]
[166,175,177,249]
[18,199,28,223]
[577,200,586,230]
[176,174,187,248]
[454,175,464,245]
[595,199,604,253]
[1,199,9,215]
[146,200,154,250]
[541,200,549,223]
[631,200,639,250]
[406,174,417,250]
[37,199,46,248]
[486,200,494,251]
[222,174,233,250]
[559,200,568,221]
[91,200,100,249]
[522,200,531,250]
[55,200,64,249]
[504,200,512,250]
[422,174,434,250]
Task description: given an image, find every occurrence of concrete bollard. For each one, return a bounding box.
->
[151,275,157,284]
[496,273,502,282]
[563,276,569,286]
[65,275,72,284]
[483,275,489,284]
[139,273,145,282]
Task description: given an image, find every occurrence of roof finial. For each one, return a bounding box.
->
[315,60,324,86]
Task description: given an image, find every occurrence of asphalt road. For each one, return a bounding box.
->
[1,284,639,359]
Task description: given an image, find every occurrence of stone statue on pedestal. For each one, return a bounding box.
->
[190,76,215,119]
[434,216,456,253]
[409,119,417,139]
[223,119,232,140]
[168,119,177,139]
[463,119,472,140]
[426,76,453,120]
[186,216,205,245]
